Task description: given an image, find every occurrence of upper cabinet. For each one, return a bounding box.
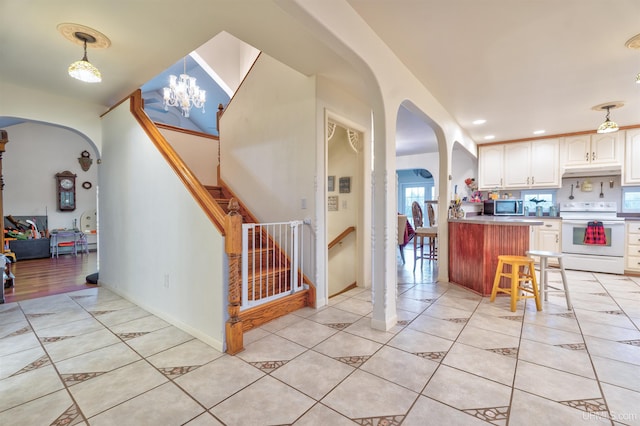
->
[623,128,640,186]
[478,144,504,189]
[478,138,560,190]
[562,132,622,169]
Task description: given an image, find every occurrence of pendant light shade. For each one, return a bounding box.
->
[596,105,619,134]
[68,32,101,83]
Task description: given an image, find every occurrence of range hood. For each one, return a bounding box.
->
[562,164,622,178]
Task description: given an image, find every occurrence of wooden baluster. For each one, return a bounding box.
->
[225,198,244,354]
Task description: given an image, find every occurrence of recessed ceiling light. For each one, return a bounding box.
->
[483,135,495,140]
[533,130,545,135]
[473,119,486,125]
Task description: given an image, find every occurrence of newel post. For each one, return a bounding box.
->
[225,198,244,354]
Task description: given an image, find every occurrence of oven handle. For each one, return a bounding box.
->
[561,220,624,226]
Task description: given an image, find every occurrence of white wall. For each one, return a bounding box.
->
[100,101,226,350]
[195,31,260,96]
[158,128,218,186]
[3,122,98,232]
[0,82,103,152]
[220,54,316,222]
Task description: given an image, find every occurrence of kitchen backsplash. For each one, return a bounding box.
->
[558,175,622,208]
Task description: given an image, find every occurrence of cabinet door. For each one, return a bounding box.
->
[590,133,620,165]
[478,145,504,190]
[564,136,590,166]
[624,129,640,185]
[626,224,640,272]
[503,142,531,188]
[538,228,560,252]
[530,138,560,187]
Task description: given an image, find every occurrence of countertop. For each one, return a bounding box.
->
[449,216,544,226]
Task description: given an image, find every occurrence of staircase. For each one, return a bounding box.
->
[205,185,306,305]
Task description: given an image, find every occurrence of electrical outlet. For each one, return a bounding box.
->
[301,198,307,209]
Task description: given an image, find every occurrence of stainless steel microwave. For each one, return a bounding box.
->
[483,199,524,216]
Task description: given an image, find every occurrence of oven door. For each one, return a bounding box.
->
[561,220,625,257]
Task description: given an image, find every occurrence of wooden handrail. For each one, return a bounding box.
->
[328,226,356,250]
[129,90,227,233]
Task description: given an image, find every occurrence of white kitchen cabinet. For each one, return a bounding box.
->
[623,128,640,186]
[563,132,622,169]
[479,139,560,190]
[533,219,561,252]
[504,142,530,188]
[625,221,640,273]
[530,138,560,187]
[530,219,562,266]
[478,144,504,190]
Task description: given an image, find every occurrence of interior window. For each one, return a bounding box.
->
[521,190,557,213]
[622,187,640,212]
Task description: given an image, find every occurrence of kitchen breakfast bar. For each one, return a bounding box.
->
[448,216,543,296]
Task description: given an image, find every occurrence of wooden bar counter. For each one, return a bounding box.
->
[448,217,543,296]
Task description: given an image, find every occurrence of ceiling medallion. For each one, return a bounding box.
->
[625,33,640,84]
[57,23,111,48]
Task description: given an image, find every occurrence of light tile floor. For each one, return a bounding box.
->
[1,261,640,425]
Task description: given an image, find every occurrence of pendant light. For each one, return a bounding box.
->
[596,105,619,134]
[68,32,101,83]
[57,23,111,84]
[597,105,620,133]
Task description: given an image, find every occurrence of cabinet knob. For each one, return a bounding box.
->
[592,152,596,161]
[586,152,589,161]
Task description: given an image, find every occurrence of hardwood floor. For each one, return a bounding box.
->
[2,252,98,304]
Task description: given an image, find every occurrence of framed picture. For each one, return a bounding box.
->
[339,176,351,193]
[328,195,339,211]
[328,175,335,192]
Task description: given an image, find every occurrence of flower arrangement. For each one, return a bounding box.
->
[464,177,478,191]
[465,178,482,202]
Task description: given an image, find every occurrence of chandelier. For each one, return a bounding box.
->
[163,57,206,118]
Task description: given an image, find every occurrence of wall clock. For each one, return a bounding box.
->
[55,171,77,211]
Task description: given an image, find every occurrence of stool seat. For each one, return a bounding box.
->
[526,250,572,310]
[490,255,542,312]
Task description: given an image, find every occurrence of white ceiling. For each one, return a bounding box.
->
[2,1,640,157]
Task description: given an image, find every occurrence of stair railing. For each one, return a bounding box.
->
[241,220,305,310]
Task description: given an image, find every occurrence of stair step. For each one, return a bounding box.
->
[205,185,225,199]
[246,265,292,300]
[245,247,288,271]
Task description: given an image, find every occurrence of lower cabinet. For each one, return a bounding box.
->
[626,222,640,273]
[529,219,562,265]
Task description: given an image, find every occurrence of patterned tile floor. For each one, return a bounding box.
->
[1,259,640,425]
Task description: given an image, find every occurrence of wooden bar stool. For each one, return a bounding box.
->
[490,255,542,312]
[526,250,572,310]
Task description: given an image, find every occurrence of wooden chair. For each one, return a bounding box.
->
[398,214,408,264]
[412,201,438,271]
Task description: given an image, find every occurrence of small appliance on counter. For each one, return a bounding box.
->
[483,199,524,216]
